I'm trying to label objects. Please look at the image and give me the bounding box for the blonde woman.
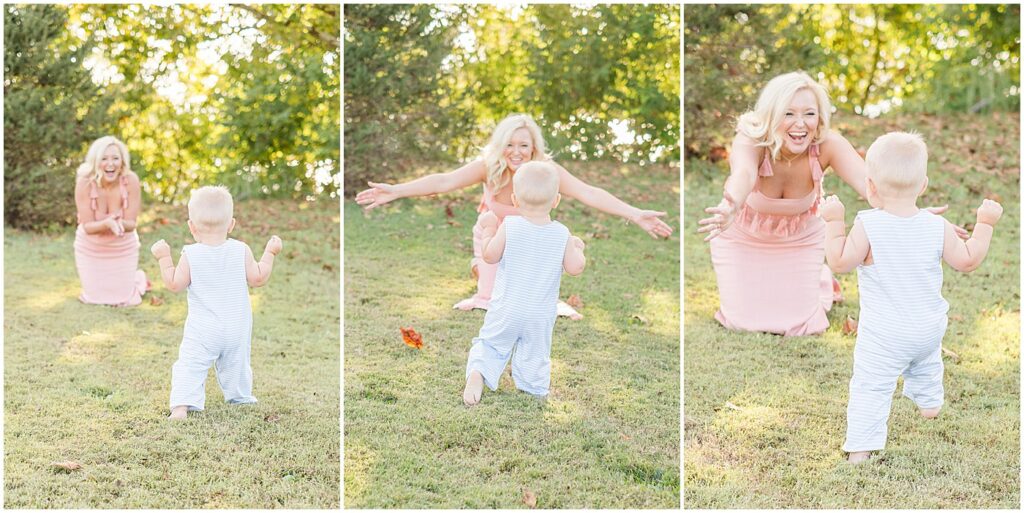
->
[356,113,673,318]
[74,136,148,306]
[698,72,960,335]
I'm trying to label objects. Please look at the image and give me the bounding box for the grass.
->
[4,199,340,508]
[683,112,1020,508]
[343,161,680,508]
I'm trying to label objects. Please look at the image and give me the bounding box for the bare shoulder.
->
[74,176,92,194]
[123,170,142,187]
[818,130,853,154]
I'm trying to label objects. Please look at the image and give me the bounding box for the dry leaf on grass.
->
[400,327,423,350]
[724,401,743,411]
[842,316,858,335]
[52,461,82,473]
[522,489,537,509]
[149,295,164,306]
[566,294,584,309]
[264,414,281,423]
[941,346,961,363]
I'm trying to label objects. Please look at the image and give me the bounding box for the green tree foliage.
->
[4,4,114,230]
[685,4,1020,160]
[343,5,679,192]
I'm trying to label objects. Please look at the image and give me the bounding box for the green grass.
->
[684,112,1020,508]
[4,199,340,508]
[344,161,680,508]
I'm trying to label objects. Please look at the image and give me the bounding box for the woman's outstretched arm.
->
[697,133,761,241]
[554,162,673,239]
[355,160,488,210]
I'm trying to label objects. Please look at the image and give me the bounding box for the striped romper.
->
[844,209,949,452]
[169,239,257,410]
[465,215,570,397]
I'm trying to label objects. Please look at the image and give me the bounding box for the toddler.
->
[150,186,283,419]
[821,132,1002,463]
[462,161,586,406]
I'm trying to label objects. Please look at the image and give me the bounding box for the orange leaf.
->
[52,461,82,472]
[566,294,584,310]
[400,327,423,350]
[842,316,858,335]
[149,295,164,307]
[522,489,537,509]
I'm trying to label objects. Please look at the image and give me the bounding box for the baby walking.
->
[820,132,1002,463]
[462,161,586,405]
[150,186,283,419]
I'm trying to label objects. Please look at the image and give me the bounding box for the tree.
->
[4,4,114,230]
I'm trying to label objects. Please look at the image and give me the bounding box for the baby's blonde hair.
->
[865,132,928,195]
[482,114,549,192]
[76,136,131,185]
[512,161,560,209]
[736,71,832,161]
[188,186,234,233]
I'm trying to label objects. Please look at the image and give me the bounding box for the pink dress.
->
[453,184,582,318]
[709,144,838,336]
[74,176,147,306]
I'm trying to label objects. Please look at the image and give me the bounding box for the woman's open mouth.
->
[787,130,808,144]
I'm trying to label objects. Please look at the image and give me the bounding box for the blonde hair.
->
[482,114,549,192]
[736,71,832,161]
[76,136,131,185]
[512,161,560,208]
[188,186,234,232]
[865,132,928,195]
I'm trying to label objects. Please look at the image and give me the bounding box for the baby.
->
[462,161,586,406]
[820,131,1002,463]
[150,186,283,420]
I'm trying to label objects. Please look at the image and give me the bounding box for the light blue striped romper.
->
[465,215,570,397]
[169,239,256,410]
[844,209,949,452]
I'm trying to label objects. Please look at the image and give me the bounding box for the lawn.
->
[684,112,1020,508]
[343,161,680,508]
[4,199,340,508]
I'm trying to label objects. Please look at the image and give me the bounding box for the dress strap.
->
[758,153,773,177]
[89,181,99,212]
[809,144,824,181]
[120,174,129,210]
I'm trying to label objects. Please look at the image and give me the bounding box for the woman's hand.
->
[631,210,673,239]
[105,214,125,237]
[697,190,737,242]
[924,205,969,240]
[355,182,401,210]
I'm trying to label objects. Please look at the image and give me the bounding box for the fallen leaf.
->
[941,346,961,363]
[566,294,584,310]
[52,461,82,473]
[149,295,164,306]
[264,414,281,423]
[724,401,743,411]
[400,327,424,350]
[842,316,858,335]
[322,263,335,272]
[708,146,729,163]
[445,204,455,219]
[629,314,649,325]
[522,489,537,509]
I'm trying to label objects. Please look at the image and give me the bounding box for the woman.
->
[74,136,148,306]
[698,72,958,336]
[356,114,673,318]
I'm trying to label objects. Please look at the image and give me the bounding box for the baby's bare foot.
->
[463,371,484,406]
[919,406,941,419]
[168,405,188,420]
[847,451,871,464]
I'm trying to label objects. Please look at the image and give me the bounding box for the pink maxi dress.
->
[74,175,147,306]
[453,185,582,318]
[709,144,837,336]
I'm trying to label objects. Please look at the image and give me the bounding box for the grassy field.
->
[684,112,1020,508]
[4,199,340,508]
[344,161,680,508]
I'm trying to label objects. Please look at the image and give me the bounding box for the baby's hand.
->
[265,235,283,256]
[569,235,585,252]
[977,198,1003,226]
[819,195,846,223]
[150,239,171,260]
[479,211,499,237]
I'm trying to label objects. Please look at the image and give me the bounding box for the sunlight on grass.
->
[543,395,584,426]
[343,443,374,504]
[20,281,79,310]
[639,289,680,337]
[59,330,117,364]
[960,307,1020,371]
